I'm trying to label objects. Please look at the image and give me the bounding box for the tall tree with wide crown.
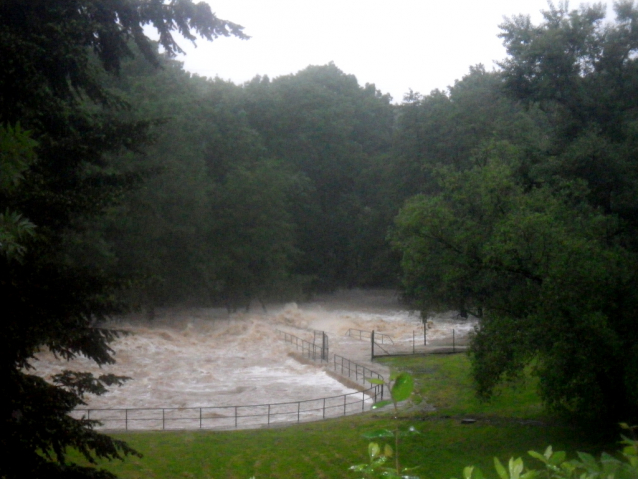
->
[0,1,246,477]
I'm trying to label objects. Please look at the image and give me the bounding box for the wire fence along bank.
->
[72,387,381,432]
[73,329,385,432]
[346,328,394,344]
[276,329,329,361]
[275,329,385,388]
[369,329,469,359]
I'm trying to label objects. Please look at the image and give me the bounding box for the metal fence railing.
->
[73,386,382,431]
[346,328,394,344]
[371,329,468,359]
[276,329,328,361]
[330,353,384,387]
[72,328,387,432]
[277,329,385,391]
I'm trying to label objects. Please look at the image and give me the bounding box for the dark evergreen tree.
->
[0,1,245,477]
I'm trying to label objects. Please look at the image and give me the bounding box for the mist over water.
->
[34,290,475,412]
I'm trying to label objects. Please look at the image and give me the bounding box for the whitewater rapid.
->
[33,290,475,414]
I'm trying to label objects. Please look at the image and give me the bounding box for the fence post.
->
[268,404,271,426]
[323,398,326,419]
[453,329,455,353]
[371,330,375,361]
[200,408,202,429]
[424,320,427,345]
[126,409,129,431]
[235,406,238,428]
[322,332,327,361]
[413,330,415,354]
[297,402,301,423]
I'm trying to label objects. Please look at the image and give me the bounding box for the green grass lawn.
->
[72,354,614,478]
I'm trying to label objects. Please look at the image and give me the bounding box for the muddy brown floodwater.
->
[33,289,475,428]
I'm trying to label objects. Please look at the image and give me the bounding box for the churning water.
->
[33,290,475,427]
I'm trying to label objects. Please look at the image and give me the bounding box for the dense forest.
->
[96,56,400,312]
[3,1,638,477]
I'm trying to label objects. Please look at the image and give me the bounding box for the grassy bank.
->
[74,354,612,478]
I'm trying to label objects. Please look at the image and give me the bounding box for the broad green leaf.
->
[548,451,565,465]
[391,372,414,402]
[508,457,524,479]
[543,446,553,460]
[600,452,621,466]
[520,471,539,479]
[528,451,548,464]
[559,461,576,475]
[494,458,508,479]
[384,443,393,458]
[624,446,638,456]
[368,442,381,459]
[576,452,600,472]
[463,466,475,479]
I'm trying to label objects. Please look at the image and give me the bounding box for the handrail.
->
[331,353,384,385]
[346,328,394,344]
[277,329,384,389]
[371,328,467,358]
[73,385,383,431]
[276,329,328,361]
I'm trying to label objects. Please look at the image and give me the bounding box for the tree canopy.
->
[391,2,638,428]
[0,1,245,477]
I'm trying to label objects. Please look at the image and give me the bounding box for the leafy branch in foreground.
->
[368,371,416,414]
[350,372,421,478]
[457,426,638,479]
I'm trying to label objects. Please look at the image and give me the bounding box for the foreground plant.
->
[350,372,421,478]
[458,425,638,479]
[350,440,420,479]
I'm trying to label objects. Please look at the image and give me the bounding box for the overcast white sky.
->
[175,1,608,102]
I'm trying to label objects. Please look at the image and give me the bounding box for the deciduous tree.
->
[392,2,638,428]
